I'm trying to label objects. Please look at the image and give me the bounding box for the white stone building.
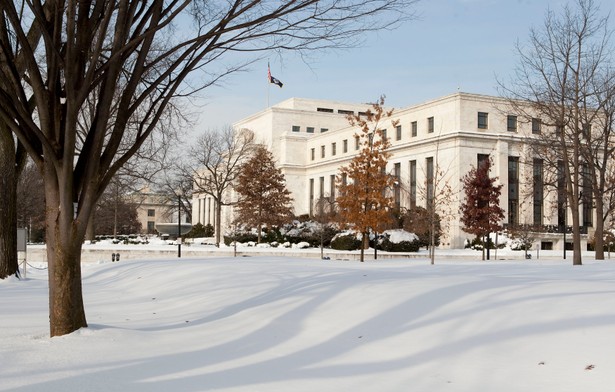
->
[192,92,592,250]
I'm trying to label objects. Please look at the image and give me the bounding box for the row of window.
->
[477,112,542,134]
[483,154,592,228]
[316,107,367,116]
[307,157,434,215]
[308,117,438,161]
[306,153,594,228]
[298,111,552,141]
[292,125,329,133]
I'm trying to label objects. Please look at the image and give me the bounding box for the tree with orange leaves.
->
[336,96,397,262]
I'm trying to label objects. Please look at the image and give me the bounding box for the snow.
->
[381,229,419,243]
[2,252,615,391]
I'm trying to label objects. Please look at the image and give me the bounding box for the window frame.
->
[478,112,488,129]
[507,115,518,132]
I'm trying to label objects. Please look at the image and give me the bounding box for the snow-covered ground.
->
[2,253,615,391]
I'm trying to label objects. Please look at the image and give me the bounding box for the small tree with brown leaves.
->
[460,157,505,260]
[336,97,396,262]
[234,146,293,243]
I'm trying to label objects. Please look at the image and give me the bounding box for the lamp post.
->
[563,195,566,260]
[177,194,182,258]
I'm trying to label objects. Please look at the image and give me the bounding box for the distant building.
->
[132,189,176,234]
[192,93,593,250]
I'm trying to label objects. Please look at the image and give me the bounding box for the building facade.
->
[133,189,177,234]
[192,92,592,250]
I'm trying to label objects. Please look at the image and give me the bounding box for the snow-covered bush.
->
[279,220,339,247]
[223,232,258,246]
[378,229,420,252]
[292,241,311,249]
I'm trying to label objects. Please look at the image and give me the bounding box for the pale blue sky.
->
[192,0,613,132]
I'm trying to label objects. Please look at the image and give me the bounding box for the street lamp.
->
[563,196,566,260]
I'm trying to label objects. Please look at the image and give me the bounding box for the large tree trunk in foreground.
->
[45,182,88,336]
[0,128,18,279]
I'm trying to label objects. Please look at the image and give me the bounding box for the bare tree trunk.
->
[85,213,95,242]
[0,128,18,279]
[430,220,435,265]
[215,197,222,247]
[360,232,367,262]
[45,183,88,336]
[570,199,582,266]
[594,196,605,260]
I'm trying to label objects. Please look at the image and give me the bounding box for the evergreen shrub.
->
[330,233,362,250]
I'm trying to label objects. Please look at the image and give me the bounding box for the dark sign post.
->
[177,195,182,258]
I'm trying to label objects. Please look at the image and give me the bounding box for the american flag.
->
[268,63,283,88]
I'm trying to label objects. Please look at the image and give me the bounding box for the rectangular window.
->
[321,145,325,158]
[381,129,387,142]
[147,209,155,217]
[147,221,155,233]
[507,115,518,132]
[355,136,360,150]
[341,173,348,186]
[332,142,336,156]
[394,162,401,209]
[320,128,329,133]
[292,125,300,132]
[477,154,490,170]
[319,176,325,199]
[532,118,541,134]
[410,160,417,207]
[396,125,402,141]
[343,139,348,153]
[330,174,336,202]
[427,117,434,133]
[309,179,314,216]
[478,112,488,129]
[338,109,354,115]
[310,148,315,161]
[306,127,315,133]
[317,107,333,113]
[426,157,434,207]
[533,159,543,226]
[411,121,417,137]
[582,123,592,139]
[508,157,519,226]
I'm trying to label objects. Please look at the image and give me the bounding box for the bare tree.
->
[500,0,613,265]
[0,0,418,336]
[16,161,46,243]
[191,127,255,247]
[0,1,50,279]
[582,69,615,259]
[409,138,456,264]
[0,125,26,278]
